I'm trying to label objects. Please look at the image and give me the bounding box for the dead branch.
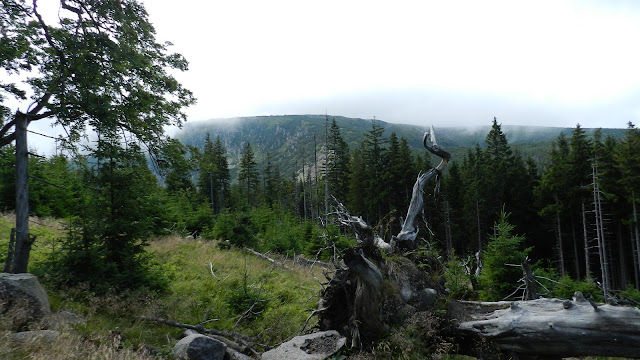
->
[139,316,259,357]
[245,248,290,270]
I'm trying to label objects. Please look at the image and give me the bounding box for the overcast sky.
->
[10,0,640,153]
[140,0,640,129]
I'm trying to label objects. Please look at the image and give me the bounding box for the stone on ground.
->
[0,273,51,331]
[173,333,227,360]
[261,330,346,360]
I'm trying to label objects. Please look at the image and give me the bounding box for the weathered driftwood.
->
[453,293,640,359]
[392,126,450,249]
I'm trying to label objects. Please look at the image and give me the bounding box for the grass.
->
[0,214,324,358]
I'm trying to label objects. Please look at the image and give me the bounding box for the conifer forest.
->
[2,0,640,358]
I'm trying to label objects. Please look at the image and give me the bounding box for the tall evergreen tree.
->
[211,136,231,212]
[616,123,640,288]
[536,133,571,276]
[347,144,367,218]
[198,134,217,211]
[198,134,231,213]
[238,142,260,207]
[363,120,387,222]
[327,119,351,203]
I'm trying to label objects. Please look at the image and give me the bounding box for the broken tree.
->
[314,126,640,359]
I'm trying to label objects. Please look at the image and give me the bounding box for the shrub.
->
[478,208,532,301]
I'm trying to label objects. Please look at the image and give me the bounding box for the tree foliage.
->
[479,208,532,301]
[0,0,194,150]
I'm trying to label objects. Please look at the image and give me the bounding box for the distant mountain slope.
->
[175,115,626,179]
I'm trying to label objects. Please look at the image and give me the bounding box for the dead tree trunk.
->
[13,112,31,274]
[582,199,591,279]
[453,293,640,359]
[392,126,450,249]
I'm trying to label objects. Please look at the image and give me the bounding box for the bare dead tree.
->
[392,126,450,249]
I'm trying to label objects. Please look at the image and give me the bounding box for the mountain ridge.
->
[175,115,626,179]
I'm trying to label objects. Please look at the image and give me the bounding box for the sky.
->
[140,0,640,129]
[7,0,640,153]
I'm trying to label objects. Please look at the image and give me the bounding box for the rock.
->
[173,333,227,360]
[8,329,60,348]
[261,330,346,360]
[415,288,438,310]
[44,310,85,331]
[0,273,51,331]
[226,347,253,360]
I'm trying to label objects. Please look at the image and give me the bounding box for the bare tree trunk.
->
[302,155,307,220]
[444,200,453,258]
[476,196,482,253]
[571,221,580,280]
[554,194,565,277]
[592,162,609,298]
[324,116,329,222]
[392,127,450,249]
[582,200,591,279]
[314,132,320,222]
[633,190,640,290]
[617,223,627,288]
[12,112,31,274]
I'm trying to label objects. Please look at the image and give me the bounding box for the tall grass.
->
[0,215,324,358]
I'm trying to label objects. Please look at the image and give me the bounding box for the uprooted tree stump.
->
[313,126,640,359]
[316,126,450,348]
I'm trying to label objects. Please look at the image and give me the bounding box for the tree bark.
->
[454,294,640,359]
[12,112,31,274]
[392,126,450,249]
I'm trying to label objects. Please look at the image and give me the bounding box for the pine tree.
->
[536,133,571,277]
[482,118,512,226]
[347,144,367,218]
[327,119,351,203]
[238,142,260,207]
[198,134,217,211]
[616,123,640,288]
[363,120,387,222]
[197,134,230,213]
[479,208,532,301]
[212,136,231,212]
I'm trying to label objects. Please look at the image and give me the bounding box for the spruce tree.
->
[479,208,532,301]
[616,123,640,288]
[238,142,260,207]
[327,119,350,203]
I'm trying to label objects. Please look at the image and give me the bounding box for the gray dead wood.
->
[393,126,450,249]
[245,248,290,270]
[139,316,259,357]
[454,293,640,358]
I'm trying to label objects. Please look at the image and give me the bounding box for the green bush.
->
[548,276,601,300]
[225,271,269,321]
[444,256,477,300]
[210,211,258,248]
[478,208,532,301]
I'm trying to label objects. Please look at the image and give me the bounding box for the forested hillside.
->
[176,115,627,180]
[3,0,639,357]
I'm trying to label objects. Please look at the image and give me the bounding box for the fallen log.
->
[453,292,640,359]
[245,248,290,270]
[138,316,260,357]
